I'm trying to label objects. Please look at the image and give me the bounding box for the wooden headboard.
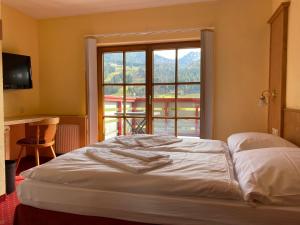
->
[283,109,300,146]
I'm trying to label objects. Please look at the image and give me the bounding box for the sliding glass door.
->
[98,42,201,140]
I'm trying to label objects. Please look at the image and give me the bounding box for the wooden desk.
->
[4,116,53,160]
[4,115,88,160]
[5,116,51,126]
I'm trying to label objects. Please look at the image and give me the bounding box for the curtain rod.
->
[97,37,200,47]
[85,27,214,39]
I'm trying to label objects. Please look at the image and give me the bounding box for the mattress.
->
[18,179,300,225]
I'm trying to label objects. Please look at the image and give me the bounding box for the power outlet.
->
[272,128,279,136]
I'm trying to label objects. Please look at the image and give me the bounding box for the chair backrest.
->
[28,117,60,143]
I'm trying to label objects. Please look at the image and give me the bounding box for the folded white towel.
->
[86,148,172,174]
[136,135,182,147]
[114,135,141,147]
[114,135,182,148]
[111,148,169,162]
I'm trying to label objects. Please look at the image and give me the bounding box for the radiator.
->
[55,124,80,154]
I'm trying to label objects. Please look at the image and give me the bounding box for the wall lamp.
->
[258,89,276,106]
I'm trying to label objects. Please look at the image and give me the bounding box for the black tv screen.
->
[2,53,33,89]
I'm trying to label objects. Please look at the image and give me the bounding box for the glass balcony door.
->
[101,49,147,140]
[152,47,201,137]
[98,42,201,140]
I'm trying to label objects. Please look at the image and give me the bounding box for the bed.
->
[14,133,300,225]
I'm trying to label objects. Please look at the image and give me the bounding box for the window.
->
[98,42,201,140]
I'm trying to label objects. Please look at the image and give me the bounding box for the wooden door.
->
[268,2,290,135]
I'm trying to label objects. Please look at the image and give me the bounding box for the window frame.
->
[97,41,202,140]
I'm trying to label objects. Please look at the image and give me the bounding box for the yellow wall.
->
[272,0,300,109]
[38,0,271,140]
[0,2,6,196]
[38,2,216,116]
[2,4,40,117]
[272,0,287,11]
[214,0,271,139]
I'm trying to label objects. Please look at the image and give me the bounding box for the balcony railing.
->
[104,95,200,139]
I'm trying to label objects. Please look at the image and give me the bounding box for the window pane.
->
[126,52,146,84]
[104,117,123,139]
[177,119,200,137]
[178,48,201,82]
[153,85,175,117]
[104,86,123,116]
[103,52,123,84]
[153,50,176,83]
[125,117,147,135]
[177,84,200,117]
[126,86,146,114]
[153,119,175,135]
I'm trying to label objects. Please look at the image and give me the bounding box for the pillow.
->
[234,147,300,206]
[227,132,297,154]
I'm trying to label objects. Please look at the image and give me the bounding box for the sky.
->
[154,48,201,59]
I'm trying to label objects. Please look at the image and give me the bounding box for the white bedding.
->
[86,148,172,174]
[20,137,241,200]
[18,179,300,225]
[95,136,229,153]
[234,147,300,206]
[18,136,300,225]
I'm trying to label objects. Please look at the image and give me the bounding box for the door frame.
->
[97,41,201,141]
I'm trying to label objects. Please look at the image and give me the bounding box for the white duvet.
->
[95,136,229,153]
[21,137,241,201]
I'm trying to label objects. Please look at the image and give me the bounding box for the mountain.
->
[104,50,201,97]
[153,52,201,66]
[179,51,201,67]
[154,54,174,64]
[104,51,200,66]
[104,51,201,84]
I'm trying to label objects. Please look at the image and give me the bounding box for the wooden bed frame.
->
[14,205,154,225]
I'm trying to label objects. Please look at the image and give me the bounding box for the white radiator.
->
[55,124,80,154]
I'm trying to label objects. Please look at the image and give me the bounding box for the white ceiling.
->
[3,0,215,19]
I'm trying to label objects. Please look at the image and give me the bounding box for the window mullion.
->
[175,48,178,137]
[146,46,153,134]
[123,51,126,135]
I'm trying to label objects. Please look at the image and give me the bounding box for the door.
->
[98,41,201,140]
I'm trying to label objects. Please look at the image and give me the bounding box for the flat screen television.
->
[2,53,33,89]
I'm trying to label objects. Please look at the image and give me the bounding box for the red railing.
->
[104,96,200,136]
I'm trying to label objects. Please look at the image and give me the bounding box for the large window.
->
[98,42,201,140]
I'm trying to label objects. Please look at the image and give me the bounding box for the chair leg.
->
[35,147,40,166]
[16,146,25,172]
[50,146,56,158]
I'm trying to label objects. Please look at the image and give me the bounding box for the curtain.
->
[200,30,215,139]
[85,37,98,144]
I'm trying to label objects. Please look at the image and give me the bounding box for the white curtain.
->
[85,37,98,144]
[200,30,215,139]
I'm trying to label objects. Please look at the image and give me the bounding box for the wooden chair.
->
[16,117,60,170]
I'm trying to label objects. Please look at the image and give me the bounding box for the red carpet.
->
[0,157,52,225]
[0,176,23,225]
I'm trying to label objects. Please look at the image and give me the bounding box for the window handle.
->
[149,95,152,105]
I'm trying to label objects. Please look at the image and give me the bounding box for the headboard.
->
[283,109,300,146]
